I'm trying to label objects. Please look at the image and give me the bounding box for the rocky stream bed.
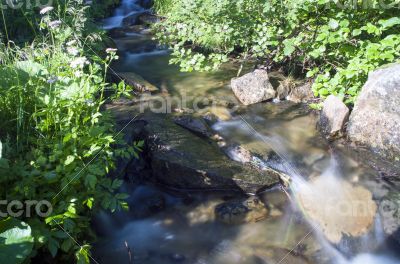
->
[92,1,400,263]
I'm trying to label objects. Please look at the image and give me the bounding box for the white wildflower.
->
[74,71,83,78]
[67,46,79,56]
[48,20,62,29]
[105,48,118,54]
[40,6,54,15]
[70,57,89,69]
[85,99,94,106]
[66,40,77,46]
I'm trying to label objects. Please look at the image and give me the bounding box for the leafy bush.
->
[0,0,139,263]
[154,0,400,103]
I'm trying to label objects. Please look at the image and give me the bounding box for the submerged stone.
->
[215,196,269,225]
[297,176,377,244]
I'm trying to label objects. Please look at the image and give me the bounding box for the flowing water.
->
[93,1,400,263]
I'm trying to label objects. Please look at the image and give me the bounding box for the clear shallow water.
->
[95,1,400,263]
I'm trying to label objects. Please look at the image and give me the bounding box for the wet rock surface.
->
[319,95,349,139]
[114,71,159,93]
[379,193,400,244]
[222,144,253,164]
[108,105,284,193]
[145,113,282,193]
[215,196,269,225]
[173,115,213,138]
[122,12,141,27]
[137,12,160,25]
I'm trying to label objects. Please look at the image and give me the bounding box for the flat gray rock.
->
[231,69,276,105]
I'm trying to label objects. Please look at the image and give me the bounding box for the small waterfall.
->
[102,0,145,29]
[212,117,392,264]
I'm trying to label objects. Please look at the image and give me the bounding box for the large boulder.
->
[231,69,276,105]
[144,113,282,193]
[107,104,285,193]
[348,64,400,159]
[319,95,349,139]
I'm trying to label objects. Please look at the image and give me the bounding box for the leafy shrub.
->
[154,0,400,103]
[0,0,139,263]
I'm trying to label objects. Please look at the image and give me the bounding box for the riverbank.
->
[0,1,136,263]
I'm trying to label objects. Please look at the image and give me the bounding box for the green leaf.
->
[379,17,400,29]
[352,29,362,36]
[115,193,129,200]
[84,174,97,189]
[111,179,123,189]
[64,155,75,166]
[76,245,91,264]
[0,218,34,264]
[48,237,59,257]
[61,238,74,252]
[283,39,296,56]
[85,197,94,209]
[0,159,9,169]
[14,61,47,77]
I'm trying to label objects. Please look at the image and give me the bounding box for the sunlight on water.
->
[213,118,392,264]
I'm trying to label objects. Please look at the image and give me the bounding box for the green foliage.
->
[0,0,138,263]
[154,0,400,103]
[0,218,34,264]
[90,0,121,19]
